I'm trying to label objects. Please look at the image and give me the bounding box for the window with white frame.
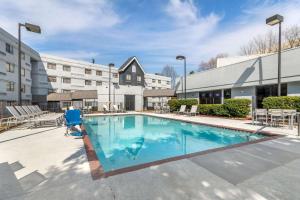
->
[47,63,56,70]
[6,63,15,73]
[96,70,102,76]
[126,74,131,81]
[96,81,102,86]
[63,65,71,71]
[21,52,25,60]
[152,79,155,83]
[21,68,25,76]
[85,80,91,85]
[62,77,71,84]
[21,84,26,93]
[158,80,161,84]
[6,81,15,91]
[85,69,92,74]
[137,75,141,82]
[48,76,57,82]
[5,43,13,54]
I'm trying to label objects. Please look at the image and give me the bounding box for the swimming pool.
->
[83,115,265,173]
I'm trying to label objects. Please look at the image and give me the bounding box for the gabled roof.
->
[118,56,146,74]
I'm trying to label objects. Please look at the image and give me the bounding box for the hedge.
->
[197,98,251,118]
[167,99,198,112]
[262,96,300,111]
[223,98,251,117]
[197,104,229,116]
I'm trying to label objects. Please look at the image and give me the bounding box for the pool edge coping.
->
[82,113,284,180]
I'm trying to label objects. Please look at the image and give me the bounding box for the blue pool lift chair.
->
[65,109,82,136]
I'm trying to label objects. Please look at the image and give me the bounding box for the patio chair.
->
[34,105,49,115]
[65,109,82,135]
[112,105,120,113]
[5,106,27,126]
[22,106,40,118]
[252,109,268,125]
[186,105,199,116]
[176,105,186,115]
[282,109,297,129]
[103,105,109,113]
[268,109,284,127]
[14,106,35,119]
[154,105,161,113]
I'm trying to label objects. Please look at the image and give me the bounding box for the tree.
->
[198,53,228,71]
[240,25,300,56]
[285,25,300,48]
[161,65,177,89]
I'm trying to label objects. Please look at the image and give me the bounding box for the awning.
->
[71,90,97,99]
[47,90,97,101]
[143,89,175,97]
[47,93,72,101]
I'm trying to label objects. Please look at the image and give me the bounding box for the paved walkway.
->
[1,114,300,200]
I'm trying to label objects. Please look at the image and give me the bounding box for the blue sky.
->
[1,0,300,74]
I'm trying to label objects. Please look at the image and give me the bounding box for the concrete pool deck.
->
[1,113,300,200]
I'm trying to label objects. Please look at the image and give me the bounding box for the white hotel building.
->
[0,28,172,116]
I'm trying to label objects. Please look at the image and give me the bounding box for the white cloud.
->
[41,50,99,61]
[0,0,120,37]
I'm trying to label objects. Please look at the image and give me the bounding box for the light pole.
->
[266,14,284,96]
[18,23,41,105]
[108,63,114,111]
[176,55,186,99]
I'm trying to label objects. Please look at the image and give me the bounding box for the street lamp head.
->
[266,14,283,26]
[176,55,185,60]
[24,23,41,33]
[109,63,114,67]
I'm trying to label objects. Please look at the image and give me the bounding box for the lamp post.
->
[266,14,284,96]
[108,63,114,111]
[176,55,186,99]
[18,23,41,105]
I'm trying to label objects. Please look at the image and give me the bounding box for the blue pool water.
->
[83,115,265,172]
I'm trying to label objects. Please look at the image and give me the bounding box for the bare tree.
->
[161,65,177,89]
[285,25,300,48]
[198,53,228,71]
[240,25,300,56]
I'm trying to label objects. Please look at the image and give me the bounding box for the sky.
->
[1,0,300,74]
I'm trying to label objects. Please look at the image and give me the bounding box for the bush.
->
[262,96,300,111]
[167,98,198,112]
[198,104,230,116]
[223,98,251,117]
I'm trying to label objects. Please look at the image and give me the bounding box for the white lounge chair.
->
[176,105,186,115]
[112,105,120,113]
[15,106,35,119]
[252,109,268,125]
[103,105,109,113]
[6,106,63,128]
[186,105,199,116]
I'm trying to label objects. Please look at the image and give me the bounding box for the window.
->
[152,79,155,83]
[21,68,25,76]
[158,80,161,84]
[137,75,141,82]
[5,43,13,54]
[126,74,131,81]
[85,80,91,85]
[47,63,56,70]
[167,81,170,85]
[85,69,92,74]
[62,90,71,93]
[113,73,118,78]
[62,77,71,84]
[132,64,136,73]
[48,76,57,82]
[158,87,161,89]
[6,81,14,91]
[96,81,102,86]
[96,70,102,76]
[21,52,25,60]
[199,90,221,104]
[152,87,155,90]
[224,89,231,99]
[21,84,26,93]
[48,89,57,94]
[63,65,71,71]
[6,63,15,73]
